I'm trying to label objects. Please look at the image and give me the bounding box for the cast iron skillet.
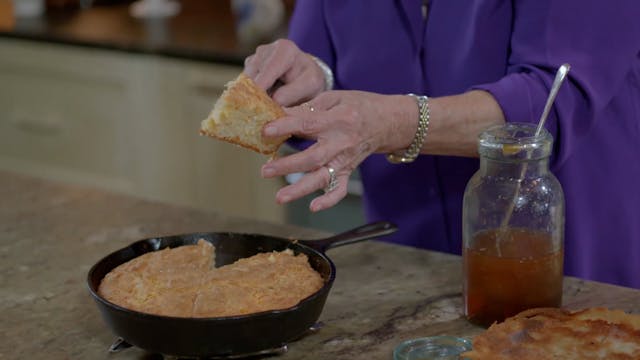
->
[87,221,397,358]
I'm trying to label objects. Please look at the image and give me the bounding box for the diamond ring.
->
[303,102,315,112]
[324,166,338,193]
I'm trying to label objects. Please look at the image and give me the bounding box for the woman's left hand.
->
[260,90,416,212]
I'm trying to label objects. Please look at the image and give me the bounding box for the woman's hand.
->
[261,91,417,212]
[244,39,327,106]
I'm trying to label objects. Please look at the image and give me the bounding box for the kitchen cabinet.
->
[0,38,285,223]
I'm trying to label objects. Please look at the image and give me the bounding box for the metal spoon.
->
[536,63,571,136]
[497,63,571,248]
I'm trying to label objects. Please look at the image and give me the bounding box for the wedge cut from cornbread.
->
[200,73,289,155]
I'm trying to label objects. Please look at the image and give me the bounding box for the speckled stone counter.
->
[2,171,640,359]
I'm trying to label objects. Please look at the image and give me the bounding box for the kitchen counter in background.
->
[0,0,287,64]
[2,170,640,359]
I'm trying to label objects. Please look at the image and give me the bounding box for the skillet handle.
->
[299,221,398,253]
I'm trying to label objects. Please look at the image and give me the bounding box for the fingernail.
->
[310,200,322,212]
[276,189,290,204]
[262,166,275,177]
[264,125,277,137]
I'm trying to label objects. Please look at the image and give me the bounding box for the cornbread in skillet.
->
[97,241,324,318]
[462,307,640,359]
[199,73,289,155]
[98,239,214,317]
[193,250,325,317]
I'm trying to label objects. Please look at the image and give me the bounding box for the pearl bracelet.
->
[386,94,430,164]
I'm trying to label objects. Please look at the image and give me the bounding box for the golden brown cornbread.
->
[193,250,325,317]
[97,239,215,317]
[200,73,289,155]
[97,240,324,318]
[462,307,640,360]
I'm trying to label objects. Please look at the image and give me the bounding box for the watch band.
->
[386,94,430,164]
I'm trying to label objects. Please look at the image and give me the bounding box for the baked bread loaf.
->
[98,239,215,317]
[200,73,289,155]
[193,249,325,317]
[462,307,640,359]
[97,240,324,318]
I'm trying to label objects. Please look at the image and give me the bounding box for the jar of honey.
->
[462,123,565,327]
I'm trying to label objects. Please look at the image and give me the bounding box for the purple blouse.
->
[287,0,640,288]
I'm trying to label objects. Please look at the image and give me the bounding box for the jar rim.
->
[479,123,553,159]
[393,336,472,360]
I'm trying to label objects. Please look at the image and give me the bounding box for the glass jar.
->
[462,123,564,327]
[393,336,472,360]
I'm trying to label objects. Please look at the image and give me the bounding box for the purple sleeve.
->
[472,1,640,166]
[287,0,335,72]
[284,0,335,151]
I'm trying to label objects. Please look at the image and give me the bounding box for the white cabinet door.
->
[0,39,285,224]
[0,39,137,192]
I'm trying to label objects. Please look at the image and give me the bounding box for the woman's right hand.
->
[244,39,328,107]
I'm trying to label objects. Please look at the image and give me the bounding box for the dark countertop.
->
[0,0,286,64]
[2,170,640,359]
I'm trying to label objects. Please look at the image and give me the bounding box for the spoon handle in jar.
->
[535,64,571,136]
[498,64,571,244]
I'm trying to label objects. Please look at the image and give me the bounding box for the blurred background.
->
[0,0,364,232]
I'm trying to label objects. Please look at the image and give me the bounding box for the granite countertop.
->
[0,0,285,64]
[2,170,640,359]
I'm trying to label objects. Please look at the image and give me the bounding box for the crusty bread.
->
[462,307,640,360]
[200,73,289,155]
